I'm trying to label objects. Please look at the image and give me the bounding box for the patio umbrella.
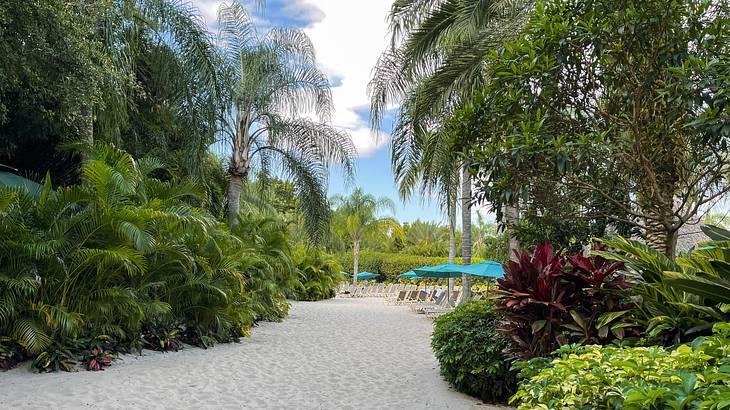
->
[0,171,42,198]
[357,271,380,281]
[456,261,504,278]
[413,261,505,304]
[414,261,504,278]
[398,271,418,279]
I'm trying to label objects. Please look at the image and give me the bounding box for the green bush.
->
[431,300,516,403]
[511,323,730,409]
[0,144,297,370]
[290,246,341,301]
[338,250,482,281]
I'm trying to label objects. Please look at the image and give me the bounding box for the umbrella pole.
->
[447,277,452,306]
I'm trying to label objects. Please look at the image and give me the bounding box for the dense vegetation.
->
[513,323,730,409]
[431,300,516,403]
[0,0,349,372]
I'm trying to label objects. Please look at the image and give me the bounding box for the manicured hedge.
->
[431,300,516,403]
[337,250,483,281]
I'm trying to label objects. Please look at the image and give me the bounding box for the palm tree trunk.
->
[460,166,472,305]
[505,202,520,262]
[448,196,457,306]
[641,190,678,258]
[227,174,244,226]
[227,116,251,227]
[352,239,360,285]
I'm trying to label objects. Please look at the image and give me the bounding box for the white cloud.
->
[302,0,393,157]
[193,0,393,158]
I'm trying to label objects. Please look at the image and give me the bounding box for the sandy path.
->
[0,298,495,409]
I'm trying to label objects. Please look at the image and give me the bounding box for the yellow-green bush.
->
[511,323,730,409]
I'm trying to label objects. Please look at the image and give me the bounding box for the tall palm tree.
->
[331,188,402,285]
[216,2,356,240]
[94,0,222,167]
[369,0,533,269]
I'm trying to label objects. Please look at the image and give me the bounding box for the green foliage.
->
[598,237,725,345]
[511,323,730,410]
[337,250,482,281]
[289,246,341,301]
[432,300,516,403]
[455,0,730,256]
[0,144,296,370]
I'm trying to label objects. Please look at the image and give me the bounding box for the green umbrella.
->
[414,261,504,278]
[0,171,42,198]
[398,271,418,279]
[412,263,462,278]
[357,272,380,281]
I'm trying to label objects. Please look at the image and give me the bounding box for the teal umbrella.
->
[340,271,349,277]
[414,261,504,278]
[357,272,380,280]
[456,261,504,278]
[413,263,463,278]
[398,271,418,279]
[0,171,42,198]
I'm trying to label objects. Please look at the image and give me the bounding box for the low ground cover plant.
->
[431,300,516,403]
[511,323,730,409]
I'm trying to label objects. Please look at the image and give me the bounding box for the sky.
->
[192,0,462,223]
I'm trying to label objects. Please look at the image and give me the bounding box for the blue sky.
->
[195,0,451,223]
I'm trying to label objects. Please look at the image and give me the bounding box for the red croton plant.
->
[496,243,635,360]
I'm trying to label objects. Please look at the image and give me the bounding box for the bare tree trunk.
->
[80,104,93,144]
[227,174,244,227]
[460,166,472,305]
[352,239,360,285]
[641,190,678,258]
[448,196,457,306]
[505,202,520,262]
[227,116,251,228]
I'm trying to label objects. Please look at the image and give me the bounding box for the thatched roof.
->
[676,219,711,253]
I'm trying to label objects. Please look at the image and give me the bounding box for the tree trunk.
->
[641,190,678,258]
[448,196,457,306]
[80,103,93,145]
[227,116,251,227]
[460,166,472,305]
[505,203,520,262]
[352,239,360,285]
[227,174,244,227]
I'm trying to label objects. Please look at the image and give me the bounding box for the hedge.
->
[337,250,484,281]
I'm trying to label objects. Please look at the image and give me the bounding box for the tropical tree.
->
[369,0,534,267]
[455,0,730,258]
[331,188,403,284]
[0,0,222,184]
[216,2,356,240]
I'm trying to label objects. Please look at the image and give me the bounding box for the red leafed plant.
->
[85,347,115,371]
[497,243,635,360]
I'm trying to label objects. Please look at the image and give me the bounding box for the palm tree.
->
[216,2,356,241]
[331,188,402,285]
[93,0,222,169]
[369,0,533,268]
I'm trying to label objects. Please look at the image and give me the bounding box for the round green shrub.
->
[431,300,516,403]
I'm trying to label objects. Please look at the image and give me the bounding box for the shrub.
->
[597,237,725,345]
[431,300,516,403]
[497,243,634,360]
[290,246,341,301]
[0,143,297,370]
[511,323,730,410]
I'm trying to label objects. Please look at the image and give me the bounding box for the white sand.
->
[0,298,500,409]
